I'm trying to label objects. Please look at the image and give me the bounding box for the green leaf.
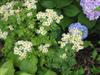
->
[54,0,73,8]
[31,35,55,46]
[78,13,96,29]
[95,6,100,11]
[16,71,32,75]
[19,55,38,74]
[45,70,57,75]
[84,41,93,48]
[97,55,100,62]
[91,66,100,74]
[0,61,15,75]
[63,5,80,17]
[3,33,15,54]
[71,68,84,75]
[41,0,55,8]
[92,50,97,59]
[60,17,74,30]
[76,68,84,75]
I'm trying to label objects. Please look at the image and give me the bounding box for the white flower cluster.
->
[0,29,8,40]
[14,40,33,60]
[38,44,50,53]
[23,0,37,10]
[36,9,63,35]
[59,29,84,52]
[0,1,21,21]
[36,9,63,26]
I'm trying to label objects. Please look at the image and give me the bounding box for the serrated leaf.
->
[31,35,51,46]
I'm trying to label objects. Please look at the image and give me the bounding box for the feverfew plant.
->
[14,40,33,60]
[1,0,98,75]
[23,0,38,10]
[0,29,8,40]
[0,1,20,21]
[36,9,63,35]
[59,22,88,52]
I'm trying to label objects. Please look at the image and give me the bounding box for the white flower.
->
[38,44,50,53]
[0,1,21,21]
[59,29,84,52]
[36,9,63,26]
[36,26,47,35]
[23,0,37,10]
[36,9,63,35]
[0,29,8,40]
[36,12,46,20]
[14,40,33,60]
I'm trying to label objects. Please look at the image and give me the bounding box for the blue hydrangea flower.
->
[80,0,100,20]
[68,22,88,39]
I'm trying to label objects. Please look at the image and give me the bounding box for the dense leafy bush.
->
[0,0,100,75]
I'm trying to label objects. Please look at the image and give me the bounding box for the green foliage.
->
[19,55,38,74]
[16,71,32,75]
[3,33,15,54]
[40,0,73,8]
[40,0,55,8]
[91,66,100,74]
[70,68,84,75]
[78,13,96,29]
[92,49,98,59]
[44,70,57,75]
[60,17,74,30]
[0,61,15,75]
[63,5,80,17]
[0,0,100,75]
[54,0,73,8]
[95,6,100,11]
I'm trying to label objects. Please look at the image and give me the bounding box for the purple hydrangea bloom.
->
[68,22,88,39]
[80,0,100,20]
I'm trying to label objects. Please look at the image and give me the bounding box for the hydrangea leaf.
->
[78,13,96,29]
[44,70,57,75]
[16,71,32,75]
[40,0,55,8]
[0,61,15,75]
[19,55,38,74]
[54,0,73,8]
[63,5,80,17]
[60,17,74,30]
